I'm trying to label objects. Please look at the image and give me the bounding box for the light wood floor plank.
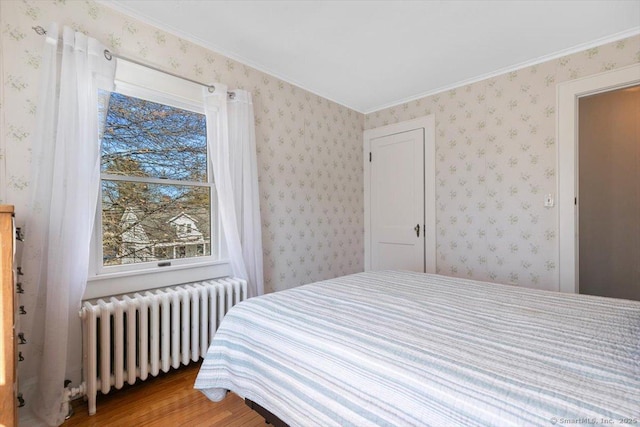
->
[63,362,268,427]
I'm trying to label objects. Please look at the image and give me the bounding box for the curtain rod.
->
[32,26,235,98]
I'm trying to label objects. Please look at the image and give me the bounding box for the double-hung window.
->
[87,60,228,298]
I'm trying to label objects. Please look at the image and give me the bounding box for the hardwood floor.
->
[63,362,269,427]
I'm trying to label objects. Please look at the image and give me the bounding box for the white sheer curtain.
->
[20,24,115,426]
[204,87,264,297]
[227,91,264,297]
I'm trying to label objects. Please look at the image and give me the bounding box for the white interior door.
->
[370,129,424,271]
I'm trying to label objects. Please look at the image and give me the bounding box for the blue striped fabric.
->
[194,271,640,426]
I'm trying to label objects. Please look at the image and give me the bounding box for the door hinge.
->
[369,152,372,162]
[575,197,577,205]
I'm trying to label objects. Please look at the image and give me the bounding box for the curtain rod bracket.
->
[34,25,229,96]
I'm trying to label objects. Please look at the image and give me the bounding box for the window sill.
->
[84,260,232,300]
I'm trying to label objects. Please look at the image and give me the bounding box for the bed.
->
[194,270,640,426]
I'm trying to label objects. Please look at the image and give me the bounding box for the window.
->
[87,59,229,298]
[101,91,214,268]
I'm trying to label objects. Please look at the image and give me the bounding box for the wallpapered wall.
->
[0,0,365,295]
[366,35,640,291]
[1,1,638,296]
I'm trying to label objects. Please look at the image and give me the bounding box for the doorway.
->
[578,86,639,300]
[558,63,640,295]
[363,116,436,273]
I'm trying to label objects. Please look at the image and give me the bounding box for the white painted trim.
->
[84,260,232,299]
[363,116,436,273]
[557,63,640,294]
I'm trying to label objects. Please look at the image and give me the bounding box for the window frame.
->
[86,59,229,299]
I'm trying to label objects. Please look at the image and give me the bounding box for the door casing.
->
[364,116,436,272]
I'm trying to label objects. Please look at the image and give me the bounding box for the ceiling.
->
[102,1,640,113]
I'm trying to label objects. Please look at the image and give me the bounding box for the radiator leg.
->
[88,394,97,416]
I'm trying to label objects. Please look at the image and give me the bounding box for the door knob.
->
[414,224,420,237]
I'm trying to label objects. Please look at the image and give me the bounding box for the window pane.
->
[101,92,207,181]
[102,180,212,266]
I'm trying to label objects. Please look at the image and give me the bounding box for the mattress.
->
[194,271,640,426]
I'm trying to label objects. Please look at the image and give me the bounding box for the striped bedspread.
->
[194,271,640,426]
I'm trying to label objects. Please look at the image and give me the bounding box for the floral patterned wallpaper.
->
[0,0,365,294]
[366,35,640,291]
[1,0,638,299]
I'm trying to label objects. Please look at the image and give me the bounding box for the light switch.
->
[544,193,554,207]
